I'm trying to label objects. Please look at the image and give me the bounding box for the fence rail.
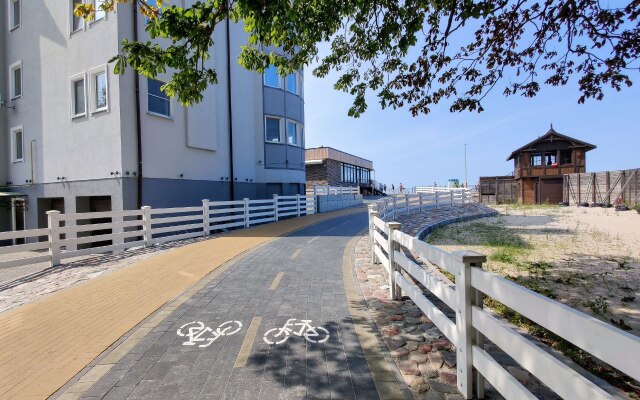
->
[307,185,360,196]
[0,195,317,269]
[416,186,474,194]
[367,201,639,399]
[371,191,472,221]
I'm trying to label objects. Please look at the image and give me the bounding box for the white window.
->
[10,126,24,163]
[263,65,281,88]
[9,0,20,30]
[71,0,84,33]
[89,66,108,113]
[286,120,303,146]
[9,61,22,99]
[265,116,283,143]
[286,72,297,95]
[147,78,171,117]
[70,73,87,118]
[93,0,106,21]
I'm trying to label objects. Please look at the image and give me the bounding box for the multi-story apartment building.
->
[0,1,305,232]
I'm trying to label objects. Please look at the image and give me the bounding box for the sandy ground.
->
[0,237,212,313]
[427,205,640,334]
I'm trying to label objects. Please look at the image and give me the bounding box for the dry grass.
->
[426,205,640,397]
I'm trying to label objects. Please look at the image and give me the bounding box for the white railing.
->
[0,195,316,269]
[416,186,473,194]
[372,191,472,221]
[368,206,640,399]
[307,185,360,196]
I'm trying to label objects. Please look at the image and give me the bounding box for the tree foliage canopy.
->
[77,0,640,116]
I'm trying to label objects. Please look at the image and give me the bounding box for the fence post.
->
[141,206,152,246]
[273,194,279,222]
[435,192,439,209]
[47,211,61,267]
[405,194,410,215]
[296,194,301,217]
[386,222,401,300]
[419,193,424,212]
[392,196,397,219]
[450,189,454,207]
[243,198,250,228]
[452,250,487,399]
[202,199,210,236]
[369,208,379,264]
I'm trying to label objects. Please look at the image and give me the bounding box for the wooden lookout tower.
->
[479,128,596,204]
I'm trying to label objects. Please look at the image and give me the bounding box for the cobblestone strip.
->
[355,204,567,400]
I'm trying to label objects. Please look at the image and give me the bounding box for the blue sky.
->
[304,63,640,189]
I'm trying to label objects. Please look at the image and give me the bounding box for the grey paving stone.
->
[77,212,381,400]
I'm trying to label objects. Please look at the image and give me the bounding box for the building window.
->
[11,126,24,163]
[9,0,20,30]
[286,120,302,146]
[71,0,84,32]
[286,72,298,95]
[530,153,542,167]
[560,150,572,165]
[265,117,282,143]
[93,0,106,21]
[70,73,87,118]
[90,66,108,112]
[264,65,281,88]
[9,61,22,99]
[545,153,557,166]
[147,78,171,117]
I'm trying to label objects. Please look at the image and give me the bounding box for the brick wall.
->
[306,164,328,187]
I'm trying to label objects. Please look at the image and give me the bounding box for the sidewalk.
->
[0,208,364,400]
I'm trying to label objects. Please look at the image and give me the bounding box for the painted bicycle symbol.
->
[263,319,330,345]
[177,320,242,348]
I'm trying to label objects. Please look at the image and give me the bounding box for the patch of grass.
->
[484,296,639,398]
[582,296,609,315]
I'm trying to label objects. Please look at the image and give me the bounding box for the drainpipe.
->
[225,5,235,201]
[133,3,143,208]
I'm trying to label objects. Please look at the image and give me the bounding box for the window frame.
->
[263,65,282,89]
[264,116,284,144]
[89,65,109,113]
[10,125,24,163]
[91,0,106,22]
[530,153,542,167]
[8,0,20,31]
[9,60,22,100]
[560,150,572,165]
[544,152,557,166]
[147,77,172,119]
[70,72,87,119]
[70,0,85,34]
[285,119,303,147]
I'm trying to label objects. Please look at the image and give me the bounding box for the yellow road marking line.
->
[307,236,319,243]
[268,272,285,291]
[290,249,302,260]
[234,317,262,368]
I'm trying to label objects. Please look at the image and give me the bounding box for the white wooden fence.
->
[307,185,360,196]
[372,192,471,221]
[0,195,316,269]
[415,186,472,194]
[368,206,640,399]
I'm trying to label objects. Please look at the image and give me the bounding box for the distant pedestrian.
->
[399,183,404,194]
[383,184,387,193]
[391,184,395,194]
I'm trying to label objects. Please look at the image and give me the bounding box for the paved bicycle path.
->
[72,211,393,400]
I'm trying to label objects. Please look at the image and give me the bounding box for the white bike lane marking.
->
[263,318,330,345]
[176,320,243,348]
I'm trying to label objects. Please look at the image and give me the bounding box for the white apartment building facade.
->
[0,1,305,232]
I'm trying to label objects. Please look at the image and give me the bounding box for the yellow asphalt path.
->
[0,208,363,400]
